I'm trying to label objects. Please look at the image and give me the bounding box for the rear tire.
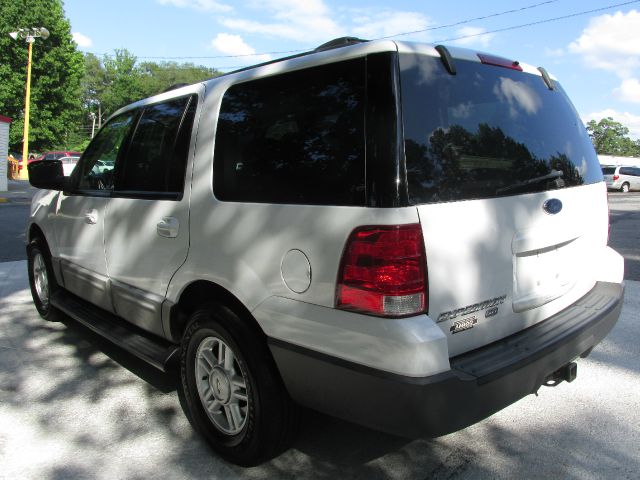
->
[180,304,298,466]
[621,183,630,193]
[27,238,63,322]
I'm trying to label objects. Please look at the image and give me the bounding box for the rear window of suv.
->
[602,167,616,175]
[399,53,603,204]
[213,58,366,206]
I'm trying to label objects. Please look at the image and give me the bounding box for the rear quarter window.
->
[213,58,366,206]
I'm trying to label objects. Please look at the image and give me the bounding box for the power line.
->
[209,0,640,71]
[379,0,560,39]
[434,0,640,43]
[87,0,564,61]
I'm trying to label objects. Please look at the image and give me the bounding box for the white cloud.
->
[613,78,640,103]
[583,109,640,139]
[211,33,271,62]
[450,26,495,48]
[72,32,93,48]
[220,0,340,43]
[351,11,431,40]
[569,10,640,77]
[544,47,565,58]
[157,0,232,13]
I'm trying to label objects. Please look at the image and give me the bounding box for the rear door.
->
[397,47,607,355]
[103,92,199,336]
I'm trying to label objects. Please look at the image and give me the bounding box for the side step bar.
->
[51,289,179,372]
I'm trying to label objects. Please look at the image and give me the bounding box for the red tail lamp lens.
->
[336,224,427,317]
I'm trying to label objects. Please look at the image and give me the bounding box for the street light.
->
[9,27,50,179]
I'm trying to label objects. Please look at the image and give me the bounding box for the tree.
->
[138,61,219,98]
[0,0,84,152]
[100,49,147,118]
[586,117,640,157]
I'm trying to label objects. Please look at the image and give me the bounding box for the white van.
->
[27,38,624,466]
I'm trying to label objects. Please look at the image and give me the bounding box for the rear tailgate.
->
[417,183,608,356]
[397,44,608,356]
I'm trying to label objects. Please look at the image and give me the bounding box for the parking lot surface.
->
[1,260,638,479]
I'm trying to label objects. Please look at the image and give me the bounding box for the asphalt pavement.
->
[1,261,639,479]
[1,182,639,478]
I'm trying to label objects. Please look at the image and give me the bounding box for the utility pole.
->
[9,27,50,179]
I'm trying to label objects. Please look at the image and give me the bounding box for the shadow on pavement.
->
[1,261,639,479]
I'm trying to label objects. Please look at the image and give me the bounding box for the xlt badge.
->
[450,316,477,334]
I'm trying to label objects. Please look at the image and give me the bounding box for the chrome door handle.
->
[84,209,98,224]
[157,217,179,238]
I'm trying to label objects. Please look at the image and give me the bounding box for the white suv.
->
[27,38,625,466]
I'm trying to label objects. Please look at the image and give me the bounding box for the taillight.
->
[613,174,619,181]
[336,224,427,317]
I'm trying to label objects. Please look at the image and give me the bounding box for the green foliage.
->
[79,50,220,142]
[92,51,220,118]
[0,0,84,152]
[586,117,640,157]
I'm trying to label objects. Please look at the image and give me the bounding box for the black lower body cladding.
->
[269,282,624,438]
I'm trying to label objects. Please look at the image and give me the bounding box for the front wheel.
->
[27,238,63,322]
[621,182,630,193]
[180,305,298,466]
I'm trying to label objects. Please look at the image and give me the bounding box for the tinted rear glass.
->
[400,53,603,203]
[619,167,637,176]
[602,167,616,175]
[213,58,366,206]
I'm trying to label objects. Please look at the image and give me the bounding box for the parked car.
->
[59,156,80,176]
[602,164,640,192]
[26,37,625,466]
[31,150,82,164]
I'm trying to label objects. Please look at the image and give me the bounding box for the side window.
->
[44,153,55,161]
[114,95,195,196]
[75,111,137,192]
[619,167,632,176]
[213,58,366,206]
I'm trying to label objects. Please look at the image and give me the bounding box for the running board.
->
[51,289,179,372]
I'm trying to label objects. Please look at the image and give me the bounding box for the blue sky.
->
[64,0,640,138]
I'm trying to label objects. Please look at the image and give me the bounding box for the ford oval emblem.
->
[543,198,563,215]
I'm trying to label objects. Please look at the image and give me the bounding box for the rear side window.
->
[115,95,196,196]
[619,167,640,176]
[213,58,366,206]
[400,54,603,203]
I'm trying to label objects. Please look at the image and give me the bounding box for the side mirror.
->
[28,160,70,191]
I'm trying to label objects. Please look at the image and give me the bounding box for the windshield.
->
[399,53,602,203]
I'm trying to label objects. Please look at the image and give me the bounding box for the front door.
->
[54,110,137,312]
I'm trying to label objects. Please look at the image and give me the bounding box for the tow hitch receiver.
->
[544,362,577,387]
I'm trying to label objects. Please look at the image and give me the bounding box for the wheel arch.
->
[28,222,47,244]
[167,279,265,343]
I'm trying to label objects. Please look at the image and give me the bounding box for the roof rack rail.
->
[162,83,189,93]
[212,37,367,80]
[315,37,368,52]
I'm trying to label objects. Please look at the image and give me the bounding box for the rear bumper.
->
[269,281,624,438]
